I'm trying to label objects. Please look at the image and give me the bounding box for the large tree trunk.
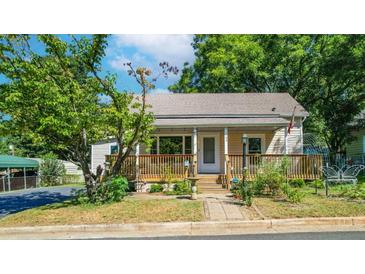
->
[81,160,103,199]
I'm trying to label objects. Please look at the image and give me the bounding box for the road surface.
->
[104,231,365,240]
[0,186,82,218]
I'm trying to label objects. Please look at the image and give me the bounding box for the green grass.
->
[253,185,365,219]
[0,198,204,227]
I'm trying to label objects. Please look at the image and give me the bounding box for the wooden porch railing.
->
[226,154,323,182]
[105,154,194,181]
[105,155,137,180]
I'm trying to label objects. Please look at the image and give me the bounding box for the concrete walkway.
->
[202,194,247,221]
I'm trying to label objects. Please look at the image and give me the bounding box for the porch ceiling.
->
[153,117,289,128]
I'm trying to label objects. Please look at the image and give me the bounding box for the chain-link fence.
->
[0,174,84,193]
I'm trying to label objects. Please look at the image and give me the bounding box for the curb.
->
[1,217,365,239]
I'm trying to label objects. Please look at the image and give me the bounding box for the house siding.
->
[265,118,302,154]
[347,129,365,156]
[91,119,304,175]
[91,141,117,174]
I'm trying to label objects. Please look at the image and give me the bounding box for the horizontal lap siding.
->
[91,141,117,174]
[347,129,365,157]
[266,118,302,154]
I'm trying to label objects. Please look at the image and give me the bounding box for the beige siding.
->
[91,121,304,175]
[347,129,365,156]
[91,141,117,173]
[266,119,302,154]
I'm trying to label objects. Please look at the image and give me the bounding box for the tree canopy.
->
[0,34,155,197]
[169,34,365,153]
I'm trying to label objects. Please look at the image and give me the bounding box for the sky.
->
[0,34,196,94]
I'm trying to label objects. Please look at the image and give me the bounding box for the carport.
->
[0,155,39,192]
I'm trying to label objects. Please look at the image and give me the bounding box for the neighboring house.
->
[91,93,321,191]
[345,111,365,163]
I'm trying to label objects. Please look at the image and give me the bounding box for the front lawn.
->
[253,189,365,219]
[0,198,204,227]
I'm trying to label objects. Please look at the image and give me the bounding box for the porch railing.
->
[106,154,322,184]
[105,154,194,181]
[226,154,323,182]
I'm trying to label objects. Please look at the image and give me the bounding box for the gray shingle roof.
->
[154,117,289,127]
[146,93,308,118]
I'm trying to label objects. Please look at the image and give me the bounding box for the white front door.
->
[198,132,220,173]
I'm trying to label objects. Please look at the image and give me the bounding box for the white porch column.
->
[224,128,228,175]
[193,128,198,176]
[284,127,288,155]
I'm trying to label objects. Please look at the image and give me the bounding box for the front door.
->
[198,133,220,173]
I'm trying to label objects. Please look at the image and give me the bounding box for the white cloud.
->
[109,55,131,72]
[114,34,195,67]
[109,52,149,72]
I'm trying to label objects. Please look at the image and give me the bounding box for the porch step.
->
[196,174,228,193]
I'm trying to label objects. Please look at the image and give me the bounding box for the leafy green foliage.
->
[164,180,192,195]
[149,184,164,193]
[39,155,66,186]
[76,176,129,205]
[281,183,306,203]
[338,183,365,200]
[170,34,365,153]
[0,35,155,200]
[289,178,305,188]
[174,180,192,195]
[238,180,253,206]
[253,161,286,195]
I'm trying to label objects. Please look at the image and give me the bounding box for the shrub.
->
[289,178,305,188]
[282,183,305,203]
[238,180,253,206]
[338,183,365,200]
[164,180,192,195]
[174,180,191,194]
[311,179,324,189]
[76,176,129,204]
[253,161,285,195]
[150,184,164,193]
[40,155,66,186]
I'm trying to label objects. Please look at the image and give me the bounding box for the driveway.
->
[0,186,82,218]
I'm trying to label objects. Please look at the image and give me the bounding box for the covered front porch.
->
[105,126,323,186]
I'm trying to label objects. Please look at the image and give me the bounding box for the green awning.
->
[0,155,39,168]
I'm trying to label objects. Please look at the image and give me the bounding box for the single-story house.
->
[91,93,322,191]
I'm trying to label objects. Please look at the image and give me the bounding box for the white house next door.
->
[198,132,220,174]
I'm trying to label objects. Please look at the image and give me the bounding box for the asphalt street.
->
[0,186,81,218]
[104,231,365,240]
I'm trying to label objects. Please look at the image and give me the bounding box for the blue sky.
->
[0,34,196,93]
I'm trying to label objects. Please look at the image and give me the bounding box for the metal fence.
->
[0,174,84,193]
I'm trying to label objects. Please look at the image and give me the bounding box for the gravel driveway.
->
[0,186,82,218]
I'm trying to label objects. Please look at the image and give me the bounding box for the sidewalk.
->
[1,217,365,239]
[201,194,247,221]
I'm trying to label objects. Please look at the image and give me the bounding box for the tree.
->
[39,154,66,186]
[0,34,156,198]
[169,34,365,154]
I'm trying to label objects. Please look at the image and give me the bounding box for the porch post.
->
[284,127,288,155]
[193,128,198,176]
[224,128,228,175]
[7,167,10,191]
[23,167,27,190]
[135,143,140,182]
